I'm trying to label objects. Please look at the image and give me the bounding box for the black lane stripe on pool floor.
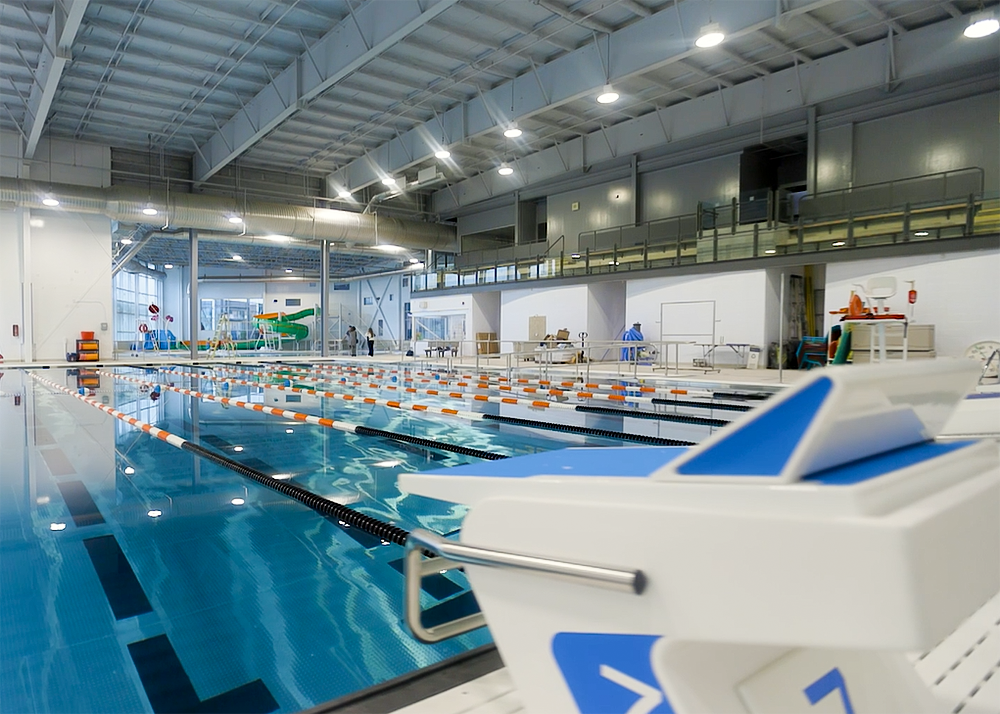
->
[83,535,153,620]
[128,634,279,714]
[57,480,106,527]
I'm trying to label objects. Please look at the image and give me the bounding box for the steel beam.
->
[23,0,90,158]
[193,0,460,182]
[429,15,996,213]
[328,1,834,194]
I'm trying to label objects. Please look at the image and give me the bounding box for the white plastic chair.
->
[866,276,897,313]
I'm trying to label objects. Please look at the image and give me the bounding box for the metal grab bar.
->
[403,529,645,643]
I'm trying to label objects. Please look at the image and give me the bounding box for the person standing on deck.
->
[346,326,359,356]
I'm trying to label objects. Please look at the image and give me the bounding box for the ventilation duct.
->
[0,178,458,252]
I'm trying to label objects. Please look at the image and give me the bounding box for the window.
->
[389,294,393,301]
[333,284,350,291]
[363,297,373,306]
[377,319,383,337]
[285,298,301,307]
[114,271,163,343]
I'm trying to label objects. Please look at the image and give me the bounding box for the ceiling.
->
[3,0,993,201]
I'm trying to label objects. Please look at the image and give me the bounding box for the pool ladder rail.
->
[403,529,644,643]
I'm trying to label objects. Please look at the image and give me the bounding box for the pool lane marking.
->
[83,535,153,620]
[128,634,279,714]
[56,481,106,527]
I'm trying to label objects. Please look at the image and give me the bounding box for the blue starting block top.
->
[425,446,688,479]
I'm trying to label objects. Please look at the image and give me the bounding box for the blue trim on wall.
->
[676,377,833,476]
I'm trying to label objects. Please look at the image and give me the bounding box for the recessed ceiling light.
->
[231,254,243,261]
[764,249,777,254]
[337,188,352,198]
[147,509,162,518]
[696,22,725,48]
[497,162,514,176]
[121,237,133,245]
[832,241,846,247]
[503,125,522,138]
[914,231,929,237]
[434,149,451,159]
[231,497,245,506]
[164,263,173,269]
[285,268,293,273]
[142,205,158,216]
[228,215,243,224]
[42,196,60,207]
[596,85,619,104]
[382,176,397,186]
[964,11,999,38]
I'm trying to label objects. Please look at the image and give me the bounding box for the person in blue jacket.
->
[621,321,644,361]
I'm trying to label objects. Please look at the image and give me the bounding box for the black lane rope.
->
[650,397,752,412]
[354,426,508,461]
[711,391,773,401]
[575,404,731,427]
[482,413,695,446]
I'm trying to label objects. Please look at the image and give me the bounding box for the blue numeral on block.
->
[804,668,855,714]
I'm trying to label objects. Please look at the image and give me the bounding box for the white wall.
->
[823,249,1000,358]
[29,211,114,360]
[471,292,500,336]
[587,281,626,343]
[627,270,769,366]
[548,180,633,254]
[0,208,27,361]
[501,285,590,342]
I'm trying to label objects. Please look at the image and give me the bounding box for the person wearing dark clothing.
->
[346,326,359,356]
[366,328,376,357]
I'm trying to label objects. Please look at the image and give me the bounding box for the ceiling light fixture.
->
[228,214,243,224]
[231,255,243,261]
[409,258,420,264]
[147,509,162,518]
[964,11,999,38]
[914,231,930,237]
[124,466,136,475]
[434,149,451,159]
[497,162,514,176]
[337,188,352,198]
[764,249,777,255]
[832,241,846,247]
[382,176,397,186]
[231,497,245,506]
[696,22,726,48]
[142,205,158,216]
[285,268,293,273]
[42,196,59,207]
[164,263,173,269]
[121,237,133,245]
[596,85,620,104]
[503,125,522,139]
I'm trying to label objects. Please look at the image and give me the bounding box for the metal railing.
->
[414,168,994,292]
[404,529,644,643]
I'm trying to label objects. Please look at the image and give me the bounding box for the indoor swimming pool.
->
[0,363,740,713]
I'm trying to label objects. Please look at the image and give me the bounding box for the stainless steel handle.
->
[403,529,645,643]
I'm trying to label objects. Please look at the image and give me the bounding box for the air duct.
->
[0,178,458,252]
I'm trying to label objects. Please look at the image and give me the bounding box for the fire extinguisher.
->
[906,280,917,321]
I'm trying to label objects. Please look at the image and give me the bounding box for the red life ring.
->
[148,303,160,315]
[139,324,149,333]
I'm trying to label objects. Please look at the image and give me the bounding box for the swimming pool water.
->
[0,365,720,713]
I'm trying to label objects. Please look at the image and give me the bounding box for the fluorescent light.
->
[228,215,243,224]
[914,231,929,237]
[964,11,999,38]
[596,85,619,104]
[142,206,158,216]
[231,497,245,505]
[50,522,67,531]
[503,125,522,138]
[285,268,293,273]
[147,509,162,518]
[124,466,135,475]
[231,254,243,261]
[764,249,776,255]
[434,149,451,159]
[382,176,397,186]
[41,196,60,207]
[337,188,352,198]
[696,22,725,48]
[164,263,173,269]
[832,241,846,247]
[121,237,133,245]
[498,162,514,176]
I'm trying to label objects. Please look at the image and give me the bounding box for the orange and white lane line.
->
[31,373,189,448]
[261,362,717,399]
[153,368,485,421]
[173,365,566,412]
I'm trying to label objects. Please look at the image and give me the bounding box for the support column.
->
[189,229,198,361]
[807,106,817,195]
[320,239,330,357]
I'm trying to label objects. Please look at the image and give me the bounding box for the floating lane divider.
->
[101,370,507,461]
[30,372,413,546]
[163,367,696,447]
[269,362,755,411]
[232,366,729,429]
